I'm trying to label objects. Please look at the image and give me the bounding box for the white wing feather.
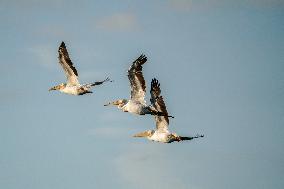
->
[58,42,80,86]
[150,78,169,132]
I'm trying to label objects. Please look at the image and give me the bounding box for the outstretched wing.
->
[180,134,204,141]
[150,78,169,132]
[128,54,147,104]
[58,42,80,86]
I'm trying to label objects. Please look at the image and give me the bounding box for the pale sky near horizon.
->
[0,0,283,189]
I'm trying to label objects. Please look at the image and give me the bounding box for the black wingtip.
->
[106,77,114,83]
[151,78,160,88]
[60,41,66,48]
[138,54,147,62]
[194,134,204,139]
[140,53,146,58]
[179,134,204,141]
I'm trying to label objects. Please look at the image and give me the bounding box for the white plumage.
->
[104,54,171,117]
[49,41,111,95]
[134,78,204,143]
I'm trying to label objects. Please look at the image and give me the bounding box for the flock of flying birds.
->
[49,41,204,143]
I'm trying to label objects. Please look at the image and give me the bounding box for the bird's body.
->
[146,129,203,143]
[134,79,203,143]
[60,85,81,95]
[104,54,172,117]
[148,130,172,143]
[49,42,111,95]
[58,85,92,95]
[120,100,152,114]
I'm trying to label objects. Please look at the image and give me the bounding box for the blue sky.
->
[0,0,283,189]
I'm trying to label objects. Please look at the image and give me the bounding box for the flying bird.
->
[133,78,204,143]
[49,41,111,95]
[104,54,173,117]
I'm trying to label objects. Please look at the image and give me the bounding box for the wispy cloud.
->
[114,144,192,189]
[27,45,57,69]
[96,13,139,32]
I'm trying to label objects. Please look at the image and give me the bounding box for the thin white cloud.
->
[27,45,57,69]
[96,13,139,32]
[113,144,193,189]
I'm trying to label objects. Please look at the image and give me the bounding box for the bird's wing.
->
[58,42,80,86]
[150,78,169,132]
[180,134,204,141]
[127,54,147,104]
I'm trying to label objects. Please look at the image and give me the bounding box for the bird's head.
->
[49,83,66,91]
[104,99,128,108]
[133,130,154,138]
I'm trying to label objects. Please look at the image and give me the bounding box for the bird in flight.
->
[133,78,203,143]
[104,54,173,118]
[49,42,111,95]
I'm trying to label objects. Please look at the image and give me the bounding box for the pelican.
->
[104,54,173,117]
[133,78,204,143]
[49,41,111,95]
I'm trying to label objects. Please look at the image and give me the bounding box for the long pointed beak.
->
[133,131,149,138]
[104,101,120,106]
[49,87,56,91]
[104,102,111,106]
